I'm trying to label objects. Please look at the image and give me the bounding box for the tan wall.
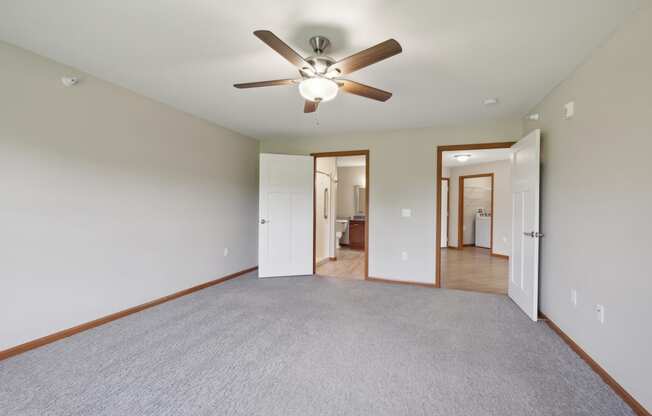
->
[260,120,522,284]
[0,41,259,351]
[525,4,652,410]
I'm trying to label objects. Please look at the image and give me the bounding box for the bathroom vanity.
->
[348,219,365,250]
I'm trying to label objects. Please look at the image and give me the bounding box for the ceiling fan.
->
[234,30,402,113]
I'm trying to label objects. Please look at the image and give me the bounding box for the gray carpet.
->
[0,272,633,416]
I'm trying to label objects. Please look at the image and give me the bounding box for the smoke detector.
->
[61,77,79,87]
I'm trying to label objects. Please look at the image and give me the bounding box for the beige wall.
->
[525,4,652,410]
[0,41,259,351]
[336,166,366,219]
[447,160,512,256]
[260,120,522,284]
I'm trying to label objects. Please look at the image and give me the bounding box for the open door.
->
[509,129,541,320]
[259,154,313,278]
[440,179,448,247]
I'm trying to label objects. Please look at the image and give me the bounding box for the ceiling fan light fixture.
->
[299,77,339,102]
[234,31,402,113]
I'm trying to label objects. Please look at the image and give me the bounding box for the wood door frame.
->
[458,173,494,250]
[311,150,369,279]
[435,142,515,287]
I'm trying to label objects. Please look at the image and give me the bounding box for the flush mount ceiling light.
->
[454,154,472,162]
[234,31,402,113]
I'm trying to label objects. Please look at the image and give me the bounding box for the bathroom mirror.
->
[354,186,366,215]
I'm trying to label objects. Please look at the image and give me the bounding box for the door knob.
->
[260,219,267,224]
[523,231,534,237]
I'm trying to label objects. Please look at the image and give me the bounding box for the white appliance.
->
[475,214,491,248]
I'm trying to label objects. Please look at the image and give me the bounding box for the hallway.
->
[442,247,508,294]
[316,248,365,280]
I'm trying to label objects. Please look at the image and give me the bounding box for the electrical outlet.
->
[570,289,578,307]
[223,248,229,257]
[595,304,605,324]
[401,251,408,261]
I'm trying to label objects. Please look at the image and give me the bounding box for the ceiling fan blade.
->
[338,80,392,102]
[254,30,312,70]
[233,79,298,89]
[304,100,319,113]
[330,39,402,75]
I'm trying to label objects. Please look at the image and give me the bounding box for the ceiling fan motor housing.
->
[306,36,335,74]
[309,36,330,54]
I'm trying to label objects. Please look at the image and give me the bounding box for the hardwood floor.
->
[316,247,365,280]
[441,246,508,294]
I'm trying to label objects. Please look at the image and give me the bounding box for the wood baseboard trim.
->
[491,252,509,259]
[446,245,459,250]
[463,243,475,247]
[329,256,337,261]
[0,266,258,362]
[367,276,437,289]
[540,312,649,416]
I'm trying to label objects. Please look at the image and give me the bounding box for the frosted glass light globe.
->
[454,154,472,162]
[299,77,339,102]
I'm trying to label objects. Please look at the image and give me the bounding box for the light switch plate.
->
[564,101,575,119]
[401,208,412,218]
[596,304,605,324]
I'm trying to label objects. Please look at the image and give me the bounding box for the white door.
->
[259,154,313,278]
[509,129,541,321]
[440,179,448,247]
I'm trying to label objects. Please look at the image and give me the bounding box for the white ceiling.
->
[0,0,644,140]
[337,156,366,167]
[443,148,511,168]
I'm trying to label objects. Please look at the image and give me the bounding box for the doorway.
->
[436,143,514,294]
[312,150,369,280]
[458,173,494,250]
